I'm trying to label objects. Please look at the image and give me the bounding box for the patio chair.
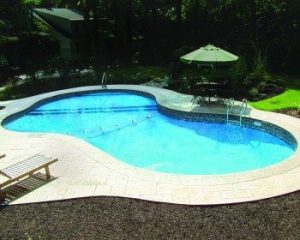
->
[0,154,58,201]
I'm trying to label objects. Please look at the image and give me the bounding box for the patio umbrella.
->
[180,44,239,102]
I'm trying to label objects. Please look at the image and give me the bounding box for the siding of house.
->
[33,8,89,60]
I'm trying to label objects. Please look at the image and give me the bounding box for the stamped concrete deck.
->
[0,85,300,205]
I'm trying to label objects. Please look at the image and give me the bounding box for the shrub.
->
[105,66,168,85]
[257,81,267,92]
[169,46,195,83]
[0,55,9,84]
[249,87,259,98]
[247,51,269,86]
[228,57,248,90]
[169,61,183,83]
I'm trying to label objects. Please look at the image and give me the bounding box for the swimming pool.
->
[3,91,297,175]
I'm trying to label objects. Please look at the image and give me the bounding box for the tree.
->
[0,55,9,84]
[1,0,300,75]
[125,0,133,61]
[175,0,182,25]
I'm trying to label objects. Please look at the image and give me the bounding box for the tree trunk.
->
[193,0,200,42]
[147,0,157,22]
[202,0,209,43]
[175,0,182,25]
[125,0,133,62]
[248,0,257,47]
[91,1,100,56]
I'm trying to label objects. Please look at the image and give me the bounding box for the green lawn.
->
[250,77,300,111]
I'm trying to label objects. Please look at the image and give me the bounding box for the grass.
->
[250,76,300,111]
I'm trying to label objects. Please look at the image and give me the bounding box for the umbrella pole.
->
[208,64,213,103]
[208,73,210,103]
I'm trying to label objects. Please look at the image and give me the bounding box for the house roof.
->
[33,8,87,21]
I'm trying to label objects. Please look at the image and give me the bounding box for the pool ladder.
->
[226,99,248,126]
[101,72,107,89]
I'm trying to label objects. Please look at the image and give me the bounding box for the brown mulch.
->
[275,108,300,118]
[1,193,300,240]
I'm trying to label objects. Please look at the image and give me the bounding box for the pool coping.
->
[1,85,300,205]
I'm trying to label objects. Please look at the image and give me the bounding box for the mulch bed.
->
[275,108,300,118]
[1,193,300,240]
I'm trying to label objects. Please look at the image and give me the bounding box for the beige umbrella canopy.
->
[180,44,239,102]
[180,44,239,64]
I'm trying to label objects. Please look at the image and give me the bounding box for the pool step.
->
[227,120,239,124]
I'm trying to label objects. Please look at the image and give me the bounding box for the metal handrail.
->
[226,98,247,126]
[226,98,234,123]
[239,99,248,126]
[101,72,107,89]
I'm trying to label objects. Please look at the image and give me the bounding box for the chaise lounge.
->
[0,154,58,202]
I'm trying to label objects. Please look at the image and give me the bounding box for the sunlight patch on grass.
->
[250,88,300,111]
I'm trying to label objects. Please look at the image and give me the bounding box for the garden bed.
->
[1,193,300,239]
[275,108,300,119]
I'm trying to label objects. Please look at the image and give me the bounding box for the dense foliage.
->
[1,1,299,71]
[0,0,300,101]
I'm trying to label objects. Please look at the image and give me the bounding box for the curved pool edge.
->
[1,85,300,205]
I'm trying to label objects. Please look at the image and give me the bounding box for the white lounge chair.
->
[0,154,58,190]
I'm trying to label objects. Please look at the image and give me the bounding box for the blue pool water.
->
[4,92,296,175]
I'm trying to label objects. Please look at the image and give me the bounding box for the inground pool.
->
[3,91,297,175]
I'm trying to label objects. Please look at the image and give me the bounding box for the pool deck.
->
[0,85,300,205]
